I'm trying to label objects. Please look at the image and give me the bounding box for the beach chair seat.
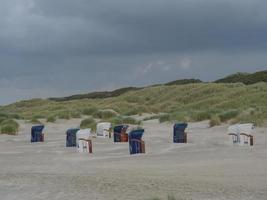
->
[228,133,239,144]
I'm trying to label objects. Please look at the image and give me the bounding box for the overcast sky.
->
[0,0,267,105]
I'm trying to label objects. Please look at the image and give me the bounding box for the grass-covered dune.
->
[48,79,203,102]
[49,87,142,102]
[48,70,267,102]
[215,70,267,85]
[1,82,267,126]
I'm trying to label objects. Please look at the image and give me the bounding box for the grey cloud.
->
[0,0,266,104]
[2,0,267,56]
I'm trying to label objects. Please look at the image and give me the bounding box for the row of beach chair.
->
[31,122,255,155]
[31,123,147,155]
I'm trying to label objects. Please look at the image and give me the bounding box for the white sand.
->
[0,119,267,200]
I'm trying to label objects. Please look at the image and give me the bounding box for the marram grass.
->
[0,83,266,126]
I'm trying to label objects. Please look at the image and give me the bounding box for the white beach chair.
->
[96,122,111,138]
[227,124,239,144]
[238,123,254,146]
[227,123,254,146]
[76,129,92,153]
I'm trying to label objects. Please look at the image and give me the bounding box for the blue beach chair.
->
[128,129,145,155]
[31,125,45,142]
[173,123,188,143]
[66,128,80,147]
[113,125,129,142]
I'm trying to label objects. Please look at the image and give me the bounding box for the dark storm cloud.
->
[0,0,267,104]
[2,0,267,55]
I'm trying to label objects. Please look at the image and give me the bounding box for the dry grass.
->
[209,115,221,127]
[0,119,19,135]
[80,117,96,131]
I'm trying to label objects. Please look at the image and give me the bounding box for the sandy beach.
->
[0,119,267,200]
